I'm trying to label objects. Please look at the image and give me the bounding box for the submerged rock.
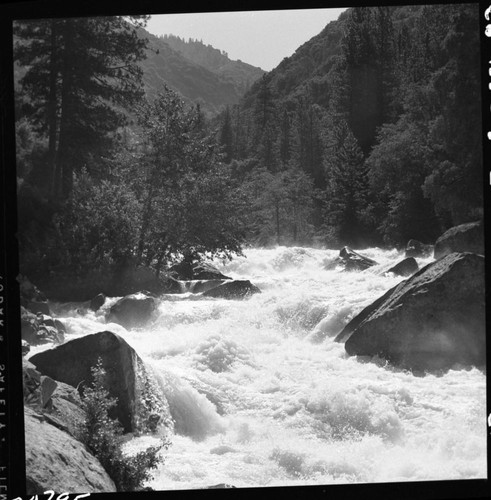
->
[202,280,260,299]
[106,294,157,329]
[25,407,116,494]
[434,220,484,259]
[29,331,172,433]
[405,239,433,258]
[335,253,485,372]
[387,257,419,277]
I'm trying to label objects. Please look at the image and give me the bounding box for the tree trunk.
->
[55,20,75,199]
[47,19,59,199]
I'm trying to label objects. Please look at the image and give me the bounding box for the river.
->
[41,246,486,489]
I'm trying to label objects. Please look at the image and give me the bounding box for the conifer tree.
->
[14,16,149,198]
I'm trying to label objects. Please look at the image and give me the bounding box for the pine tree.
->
[323,122,370,246]
[14,16,149,198]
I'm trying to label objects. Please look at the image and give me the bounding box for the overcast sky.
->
[146,8,347,72]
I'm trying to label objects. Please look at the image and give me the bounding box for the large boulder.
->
[192,262,232,281]
[405,239,433,258]
[29,331,173,433]
[202,280,260,299]
[106,294,157,329]
[335,253,485,372]
[434,221,484,259]
[25,407,116,494]
[326,247,378,272]
[387,257,419,277]
[168,260,231,281]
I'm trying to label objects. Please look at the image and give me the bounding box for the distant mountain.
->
[139,29,265,116]
[241,12,347,111]
[161,34,265,96]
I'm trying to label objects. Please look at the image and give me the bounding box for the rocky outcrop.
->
[21,307,66,345]
[106,294,157,329]
[387,257,419,277]
[23,359,58,410]
[326,247,378,272]
[18,275,51,315]
[23,359,86,437]
[30,331,172,434]
[335,253,485,372]
[202,280,260,299]
[434,221,484,259]
[25,407,116,494]
[405,239,433,258]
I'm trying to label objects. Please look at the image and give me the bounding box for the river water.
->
[41,246,486,489]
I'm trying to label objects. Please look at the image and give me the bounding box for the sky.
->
[146,8,347,72]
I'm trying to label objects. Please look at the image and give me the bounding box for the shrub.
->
[77,359,170,491]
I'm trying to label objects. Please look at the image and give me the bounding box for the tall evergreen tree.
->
[14,16,149,198]
[323,122,371,246]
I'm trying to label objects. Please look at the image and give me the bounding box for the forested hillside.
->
[140,30,264,115]
[13,4,483,288]
[161,34,264,95]
[216,4,482,247]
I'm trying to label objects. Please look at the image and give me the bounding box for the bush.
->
[77,359,170,491]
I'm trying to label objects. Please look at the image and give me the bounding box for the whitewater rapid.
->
[43,247,486,488]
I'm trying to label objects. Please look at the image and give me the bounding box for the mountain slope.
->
[162,34,265,95]
[139,29,264,115]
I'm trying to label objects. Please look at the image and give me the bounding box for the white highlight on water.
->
[40,247,486,489]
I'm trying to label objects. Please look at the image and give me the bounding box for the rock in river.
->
[29,331,172,433]
[387,257,419,277]
[202,280,260,299]
[106,294,157,329]
[434,220,484,259]
[405,239,433,258]
[326,247,378,271]
[335,252,485,372]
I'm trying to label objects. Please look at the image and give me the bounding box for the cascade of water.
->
[40,246,486,490]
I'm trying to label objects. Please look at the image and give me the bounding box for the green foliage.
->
[78,359,169,492]
[242,165,314,246]
[133,86,246,271]
[14,16,149,198]
[322,122,372,247]
[53,172,141,273]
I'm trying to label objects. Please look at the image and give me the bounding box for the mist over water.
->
[43,247,486,489]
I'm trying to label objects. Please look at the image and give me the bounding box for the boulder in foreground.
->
[434,220,484,259]
[25,406,116,494]
[30,331,172,433]
[335,253,485,372]
[202,280,260,299]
